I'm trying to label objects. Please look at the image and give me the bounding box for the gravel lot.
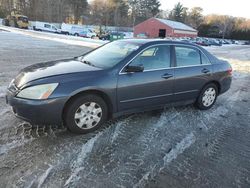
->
[0,30,250,188]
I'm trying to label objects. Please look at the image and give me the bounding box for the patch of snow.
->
[204,106,228,120]
[198,120,209,131]
[134,171,151,188]
[64,131,103,186]
[0,108,10,116]
[161,132,196,170]
[219,58,250,74]
[0,25,106,48]
[37,164,54,188]
[111,117,132,143]
[0,139,32,155]
[0,86,7,98]
[111,121,123,143]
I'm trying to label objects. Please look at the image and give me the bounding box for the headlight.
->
[17,83,59,100]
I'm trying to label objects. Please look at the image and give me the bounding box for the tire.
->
[74,33,79,36]
[196,83,218,110]
[10,19,17,28]
[63,94,108,134]
[2,19,9,26]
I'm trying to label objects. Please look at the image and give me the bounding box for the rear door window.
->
[175,46,201,67]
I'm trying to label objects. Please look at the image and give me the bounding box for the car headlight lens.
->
[17,83,59,100]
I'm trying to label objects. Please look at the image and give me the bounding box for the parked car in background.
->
[78,29,97,38]
[61,23,97,38]
[195,38,211,46]
[61,23,84,36]
[33,21,61,33]
[243,40,250,45]
[207,38,222,46]
[136,33,148,38]
[6,39,232,134]
[123,32,134,39]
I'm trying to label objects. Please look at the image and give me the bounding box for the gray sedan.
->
[6,39,232,134]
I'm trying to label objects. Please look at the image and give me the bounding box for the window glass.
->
[175,47,201,67]
[80,41,141,69]
[201,53,210,64]
[44,24,51,28]
[130,45,171,71]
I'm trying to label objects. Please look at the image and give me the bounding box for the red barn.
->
[134,18,197,38]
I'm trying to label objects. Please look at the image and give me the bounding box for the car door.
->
[117,45,175,112]
[44,24,51,32]
[52,25,57,33]
[173,45,213,101]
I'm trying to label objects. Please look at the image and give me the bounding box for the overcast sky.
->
[160,0,250,19]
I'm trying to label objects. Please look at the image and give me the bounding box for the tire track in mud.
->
[7,118,131,188]
[6,95,238,188]
[39,104,232,188]
[145,76,250,188]
[147,119,250,188]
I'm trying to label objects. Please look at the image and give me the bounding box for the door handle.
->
[202,68,210,74]
[162,73,173,79]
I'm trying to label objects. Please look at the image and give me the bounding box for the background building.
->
[134,18,198,38]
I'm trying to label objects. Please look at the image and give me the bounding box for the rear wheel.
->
[64,94,108,134]
[2,18,9,26]
[196,83,218,110]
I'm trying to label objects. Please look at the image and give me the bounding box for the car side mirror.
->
[125,65,144,73]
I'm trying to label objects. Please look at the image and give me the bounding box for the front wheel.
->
[196,83,218,110]
[2,19,9,26]
[64,94,108,134]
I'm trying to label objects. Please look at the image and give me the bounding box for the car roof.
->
[118,39,200,48]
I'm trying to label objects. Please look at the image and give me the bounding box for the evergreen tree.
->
[169,2,187,22]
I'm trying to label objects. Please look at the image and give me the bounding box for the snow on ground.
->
[0,31,250,188]
[0,25,107,48]
[0,86,7,98]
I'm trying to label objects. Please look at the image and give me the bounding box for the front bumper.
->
[6,90,68,125]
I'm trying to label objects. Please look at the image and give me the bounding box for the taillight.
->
[228,67,233,75]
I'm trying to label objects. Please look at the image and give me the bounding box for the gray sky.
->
[160,0,250,19]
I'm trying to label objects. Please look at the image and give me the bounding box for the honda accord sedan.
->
[6,39,232,134]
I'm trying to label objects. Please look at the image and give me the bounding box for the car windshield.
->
[79,41,141,69]
[18,16,28,22]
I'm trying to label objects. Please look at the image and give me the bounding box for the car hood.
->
[14,58,102,88]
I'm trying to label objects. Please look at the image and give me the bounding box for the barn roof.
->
[156,18,197,32]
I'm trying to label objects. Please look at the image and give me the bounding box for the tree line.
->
[0,0,160,26]
[164,2,250,40]
[0,0,249,39]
